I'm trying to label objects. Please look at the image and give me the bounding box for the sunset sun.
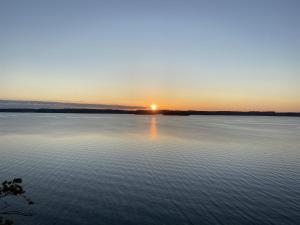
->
[150,104,157,111]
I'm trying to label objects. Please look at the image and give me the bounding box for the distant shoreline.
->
[0,108,299,117]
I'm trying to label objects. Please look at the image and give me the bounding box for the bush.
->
[0,179,33,225]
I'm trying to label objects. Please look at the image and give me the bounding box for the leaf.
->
[12,179,22,184]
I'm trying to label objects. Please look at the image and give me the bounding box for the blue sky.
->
[0,0,299,111]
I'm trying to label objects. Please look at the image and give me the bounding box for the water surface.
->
[0,114,299,225]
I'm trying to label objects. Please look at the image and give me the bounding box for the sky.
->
[0,0,299,111]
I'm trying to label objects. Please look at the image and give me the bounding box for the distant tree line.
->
[0,108,299,117]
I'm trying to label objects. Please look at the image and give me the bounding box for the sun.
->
[150,104,157,111]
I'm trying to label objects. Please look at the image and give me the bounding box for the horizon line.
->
[0,99,299,113]
[0,108,299,116]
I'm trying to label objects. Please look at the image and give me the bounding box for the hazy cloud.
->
[0,100,145,110]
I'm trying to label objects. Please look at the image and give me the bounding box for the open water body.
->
[0,113,299,225]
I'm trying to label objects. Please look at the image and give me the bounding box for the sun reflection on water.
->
[149,116,157,139]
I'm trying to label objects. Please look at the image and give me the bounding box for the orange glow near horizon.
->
[1,95,300,112]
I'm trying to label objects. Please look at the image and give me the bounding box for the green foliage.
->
[0,217,14,225]
[0,179,33,225]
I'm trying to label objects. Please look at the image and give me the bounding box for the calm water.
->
[0,113,299,225]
